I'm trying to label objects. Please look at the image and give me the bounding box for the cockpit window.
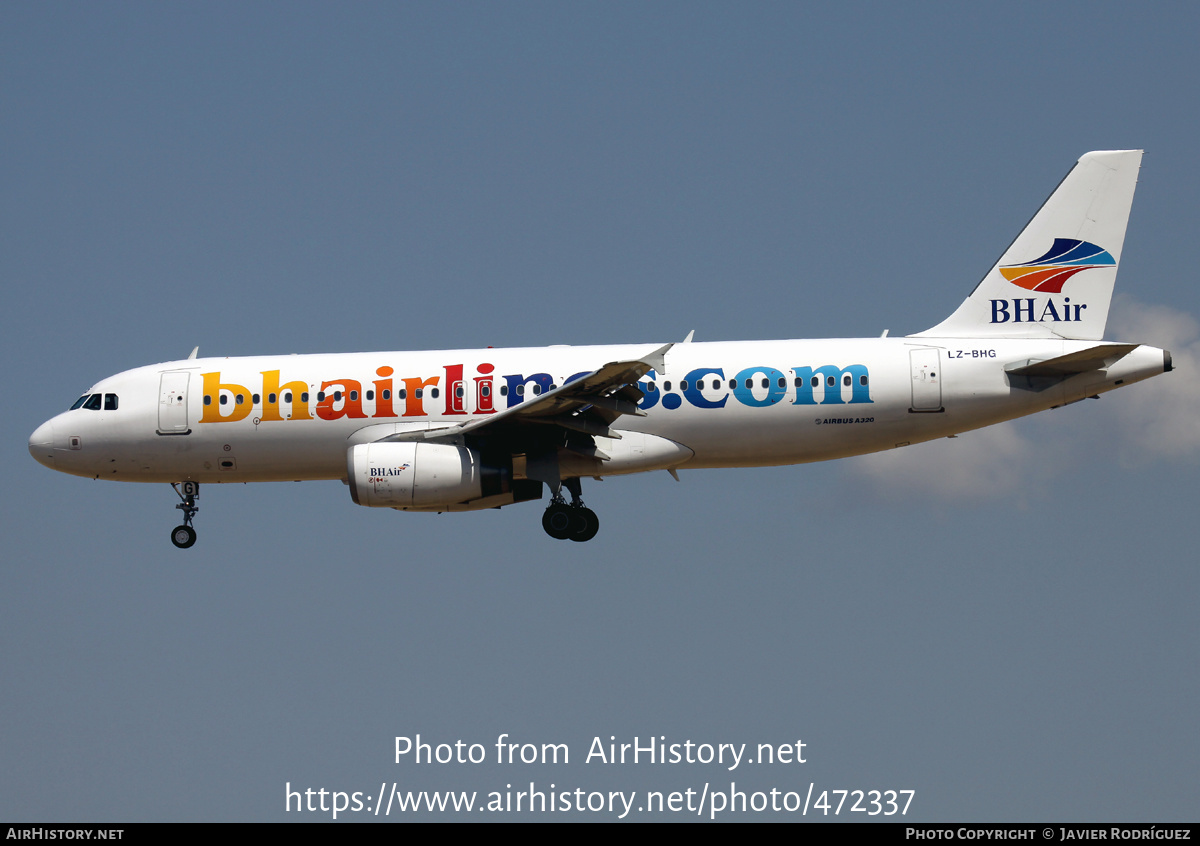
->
[71,393,119,411]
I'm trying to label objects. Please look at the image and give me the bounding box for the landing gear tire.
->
[171,525,197,549]
[545,479,600,542]
[542,503,574,540]
[568,507,599,543]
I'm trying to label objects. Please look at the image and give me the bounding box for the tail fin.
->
[914,150,1142,340]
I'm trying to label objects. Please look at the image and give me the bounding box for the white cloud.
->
[846,422,1040,502]
[1102,296,1200,462]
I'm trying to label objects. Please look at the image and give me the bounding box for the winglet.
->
[641,342,674,374]
[682,330,695,343]
[187,346,199,360]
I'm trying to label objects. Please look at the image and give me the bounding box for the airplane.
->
[28,150,1172,547]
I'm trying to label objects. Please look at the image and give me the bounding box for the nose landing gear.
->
[541,478,599,542]
[170,482,199,549]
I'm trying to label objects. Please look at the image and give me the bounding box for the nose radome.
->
[28,420,55,468]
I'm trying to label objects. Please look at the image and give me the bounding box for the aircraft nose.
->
[28,420,56,468]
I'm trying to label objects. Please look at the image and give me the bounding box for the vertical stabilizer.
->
[914,150,1142,340]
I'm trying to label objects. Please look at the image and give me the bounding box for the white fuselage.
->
[28,337,1168,487]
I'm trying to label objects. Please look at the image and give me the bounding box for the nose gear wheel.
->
[170,482,200,549]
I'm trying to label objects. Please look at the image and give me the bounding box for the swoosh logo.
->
[1000,238,1115,293]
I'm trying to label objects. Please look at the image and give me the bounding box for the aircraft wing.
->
[378,342,672,444]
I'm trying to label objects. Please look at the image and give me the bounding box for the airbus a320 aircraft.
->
[29,151,1171,547]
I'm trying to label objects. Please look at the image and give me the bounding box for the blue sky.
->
[3,2,1198,821]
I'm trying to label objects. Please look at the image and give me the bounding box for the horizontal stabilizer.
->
[1005,343,1138,391]
[1005,344,1138,377]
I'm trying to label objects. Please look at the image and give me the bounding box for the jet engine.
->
[346,441,536,511]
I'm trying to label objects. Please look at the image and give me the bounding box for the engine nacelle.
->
[348,442,503,509]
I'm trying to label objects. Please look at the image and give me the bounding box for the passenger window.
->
[283,392,292,403]
[317,392,326,401]
[252,394,260,404]
[70,395,89,410]
[499,385,508,396]
[235,394,245,405]
[431,388,440,398]
[334,391,342,401]
[415,389,424,399]
[366,390,374,401]
[382,389,391,400]
[269,393,278,404]
[860,375,868,386]
[777,377,785,389]
[811,376,819,388]
[680,380,689,391]
[843,375,852,387]
[761,378,769,389]
[826,376,835,387]
[204,395,212,406]
[301,392,309,402]
[398,389,407,399]
[516,385,525,396]
[349,390,358,401]
[219,395,229,406]
[664,381,672,391]
[712,380,720,390]
[481,385,491,397]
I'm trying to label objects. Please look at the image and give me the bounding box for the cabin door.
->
[909,349,943,412]
[157,371,192,434]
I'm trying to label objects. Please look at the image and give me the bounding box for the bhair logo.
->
[1000,239,1115,293]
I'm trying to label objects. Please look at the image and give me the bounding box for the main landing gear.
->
[170,482,199,549]
[542,478,599,542]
